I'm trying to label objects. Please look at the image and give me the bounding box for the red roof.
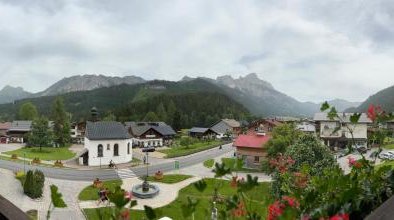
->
[0,122,11,130]
[234,134,271,149]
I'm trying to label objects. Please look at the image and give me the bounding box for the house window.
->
[254,156,259,163]
[127,143,130,154]
[107,144,110,150]
[114,144,119,156]
[97,144,103,157]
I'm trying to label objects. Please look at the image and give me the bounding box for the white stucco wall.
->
[134,138,163,147]
[320,122,367,139]
[84,137,133,166]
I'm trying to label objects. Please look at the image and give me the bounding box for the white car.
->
[379,152,393,160]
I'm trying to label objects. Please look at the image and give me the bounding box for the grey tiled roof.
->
[189,127,209,133]
[313,112,372,123]
[125,122,176,137]
[86,121,130,140]
[9,121,32,132]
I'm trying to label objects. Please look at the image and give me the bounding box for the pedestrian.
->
[143,156,146,164]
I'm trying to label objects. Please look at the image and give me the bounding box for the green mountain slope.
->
[0,79,249,128]
[353,85,394,112]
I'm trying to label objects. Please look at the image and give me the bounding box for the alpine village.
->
[1,2,394,220]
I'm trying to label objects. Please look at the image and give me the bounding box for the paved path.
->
[0,168,90,220]
[79,176,202,210]
[0,143,23,153]
[0,143,234,181]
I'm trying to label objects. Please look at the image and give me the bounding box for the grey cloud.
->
[0,0,393,102]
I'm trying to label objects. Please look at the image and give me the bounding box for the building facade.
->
[125,122,176,148]
[234,133,270,169]
[314,113,371,150]
[211,119,241,139]
[81,121,133,166]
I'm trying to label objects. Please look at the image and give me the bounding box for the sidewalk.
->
[0,168,91,220]
[79,176,202,210]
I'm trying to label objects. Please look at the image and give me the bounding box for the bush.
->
[50,185,67,208]
[32,157,41,164]
[54,160,63,167]
[11,154,18,159]
[23,170,45,199]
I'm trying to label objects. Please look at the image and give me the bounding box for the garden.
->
[158,137,224,158]
[4,146,75,161]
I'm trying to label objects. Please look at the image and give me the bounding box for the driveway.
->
[0,143,24,153]
[336,148,383,174]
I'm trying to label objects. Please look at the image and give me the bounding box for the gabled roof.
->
[86,121,130,140]
[125,122,176,137]
[313,112,372,123]
[234,134,271,149]
[189,127,209,133]
[9,121,32,132]
[0,122,11,130]
[222,119,241,128]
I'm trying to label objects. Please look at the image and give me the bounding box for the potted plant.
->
[154,170,164,180]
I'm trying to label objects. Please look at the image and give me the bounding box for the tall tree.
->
[144,111,159,122]
[18,102,38,120]
[172,110,182,131]
[29,116,53,151]
[156,102,167,122]
[166,100,176,122]
[51,97,71,147]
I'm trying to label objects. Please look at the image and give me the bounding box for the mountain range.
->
[0,73,378,121]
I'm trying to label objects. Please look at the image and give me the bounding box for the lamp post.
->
[23,152,26,174]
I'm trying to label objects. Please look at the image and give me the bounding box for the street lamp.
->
[23,152,26,174]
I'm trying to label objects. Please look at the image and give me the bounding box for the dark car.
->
[141,147,156,153]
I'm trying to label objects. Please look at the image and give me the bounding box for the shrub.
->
[11,154,18,159]
[23,170,45,199]
[50,185,67,208]
[32,158,41,164]
[54,160,63,167]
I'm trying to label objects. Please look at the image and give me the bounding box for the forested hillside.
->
[0,79,250,129]
[352,85,394,113]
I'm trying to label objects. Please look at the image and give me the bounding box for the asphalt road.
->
[0,144,234,181]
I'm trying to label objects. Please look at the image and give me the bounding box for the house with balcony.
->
[125,122,176,147]
[211,119,241,139]
[71,121,86,144]
[314,112,372,150]
[296,120,316,134]
[0,122,11,143]
[247,119,282,135]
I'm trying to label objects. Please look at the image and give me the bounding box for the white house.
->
[314,112,372,150]
[81,121,133,166]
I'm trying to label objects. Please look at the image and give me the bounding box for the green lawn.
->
[145,174,192,184]
[375,160,394,170]
[4,147,75,161]
[221,158,261,172]
[83,178,272,220]
[78,180,123,201]
[158,140,223,158]
[203,159,215,168]
[383,143,394,150]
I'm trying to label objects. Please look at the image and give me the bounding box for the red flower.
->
[353,161,362,168]
[230,176,238,188]
[282,196,299,208]
[120,209,130,220]
[330,213,349,220]
[267,201,285,220]
[232,202,246,217]
[367,104,376,122]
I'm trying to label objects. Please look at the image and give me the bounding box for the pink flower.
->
[347,156,356,167]
[330,213,349,220]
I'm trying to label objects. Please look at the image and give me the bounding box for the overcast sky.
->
[0,0,394,102]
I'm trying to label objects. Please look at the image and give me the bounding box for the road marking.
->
[116,168,137,179]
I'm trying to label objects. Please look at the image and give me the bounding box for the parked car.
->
[379,152,394,160]
[357,146,368,154]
